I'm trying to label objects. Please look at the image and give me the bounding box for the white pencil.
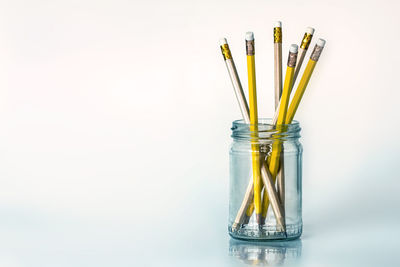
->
[272,27,315,125]
[273,21,283,109]
[220,37,285,231]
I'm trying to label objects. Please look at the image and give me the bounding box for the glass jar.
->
[228,118,303,241]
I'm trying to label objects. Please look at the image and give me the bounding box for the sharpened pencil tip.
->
[306,27,315,35]
[245,31,254,41]
[219,38,228,46]
[274,21,282,27]
[317,38,326,47]
[243,215,251,225]
[260,216,266,225]
[256,214,262,225]
[232,222,241,231]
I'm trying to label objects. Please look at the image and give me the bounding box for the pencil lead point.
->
[256,214,262,225]
[243,215,251,225]
[232,222,241,231]
[260,216,266,225]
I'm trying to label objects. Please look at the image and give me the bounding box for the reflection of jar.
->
[229,238,302,265]
[229,119,303,240]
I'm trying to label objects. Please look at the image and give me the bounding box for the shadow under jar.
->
[229,118,303,241]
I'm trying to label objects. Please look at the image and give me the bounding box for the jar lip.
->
[231,118,301,141]
[232,118,300,127]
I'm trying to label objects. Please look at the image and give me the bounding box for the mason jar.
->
[228,118,303,240]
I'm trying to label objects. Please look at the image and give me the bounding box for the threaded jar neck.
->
[231,118,301,142]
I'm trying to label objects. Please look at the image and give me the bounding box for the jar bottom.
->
[228,222,302,241]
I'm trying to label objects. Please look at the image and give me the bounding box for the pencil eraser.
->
[290,44,298,53]
[317,38,326,47]
[245,32,254,41]
[220,38,228,45]
[274,21,282,27]
[306,27,315,35]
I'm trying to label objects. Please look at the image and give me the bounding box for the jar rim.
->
[232,118,300,127]
[231,118,301,141]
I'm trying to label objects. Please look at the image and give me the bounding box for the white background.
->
[0,0,400,266]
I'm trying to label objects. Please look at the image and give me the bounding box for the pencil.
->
[272,24,302,217]
[293,27,315,87]
[286,39,326,123]
[262,44,298,220]
[274,21,283,109]
[275,45,299,214]
[276,155,285,214]
[219,38,250,122]
[220,38,284,230]
[260,159,286,230]
[262,39,326,220]
[274,26,308,217]
[220,38,253,228]
[271,27,314,125]
[246,32,263,224]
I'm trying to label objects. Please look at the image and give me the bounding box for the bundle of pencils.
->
[220,22,326,233]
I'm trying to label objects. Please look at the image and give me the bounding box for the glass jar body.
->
[229,119,303,241]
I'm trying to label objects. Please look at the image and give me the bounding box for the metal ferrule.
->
[220,44,232,60]
[274,27,282,43]
[310,45,324,61]
[287,51,298,68]
[300,33,313,49]
[246,40,255,56]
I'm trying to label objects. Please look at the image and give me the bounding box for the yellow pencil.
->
[286,39,326,123]
[246,32,262,224]
[262,39,326,218]
[262,44,298,219]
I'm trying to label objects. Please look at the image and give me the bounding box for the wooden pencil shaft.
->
[271,25,284,224]
[293,48,307,88]
[293,30,314,89]
[286,60,316,123]
[262,50,297,219]
[271,61,297,126]
[250,142,261,223]
[246,37,262,222]
[245,197,255,217]
[272,102,279,125]
[274,48,298,131]
[221,41,253,228]
[220,43,250,122]
[274,46,292,223]
[224,59,250,123]
[286,42,324,123]
[277,157,285,214]
[260,161,285,230]
[274,43,283,109]
[232,179,254,228]
[273,26,282,110]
